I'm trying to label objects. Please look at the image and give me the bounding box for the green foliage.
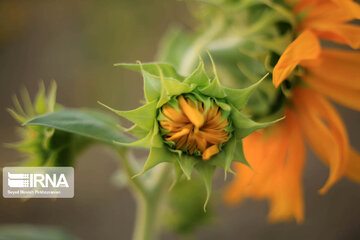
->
[0,225,78,240]
[164,178,213,235]
[26,109,132,145]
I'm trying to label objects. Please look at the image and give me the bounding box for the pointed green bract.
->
[34,82,47,114]
[178,155,198,180]
[114,123,163,148]
[98,101,157,131]
[133,147,175,178]
[233,136,251,168]
[196,163,216,211]
[184,57,209,87]
[231,107,284,138]
[225,73,269,110]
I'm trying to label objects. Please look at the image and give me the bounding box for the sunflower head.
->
[159,94,232,160]
[101,56,281,207]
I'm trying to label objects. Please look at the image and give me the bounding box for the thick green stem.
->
[117,148,172,240]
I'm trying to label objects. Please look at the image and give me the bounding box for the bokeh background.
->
[0,0,359,239]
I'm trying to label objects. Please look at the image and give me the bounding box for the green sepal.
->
[127,124,148,139]
[114,122,163,148]
[98,100,156,130]
[169,160,184,191]
[133,146,176,178]
[231,107,284,138]
[196,163,216,212]
[233,136,252,168]
[198,53,225,98]
[207,136,236,179]
[177,155,198,180]
[198,77,225,99]
[224,73,268,110]
[156,65,195,108]
[183,57,209,88]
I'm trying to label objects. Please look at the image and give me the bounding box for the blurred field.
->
[0,0,359,239]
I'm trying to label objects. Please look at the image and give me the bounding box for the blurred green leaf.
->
[0,225,78,240]
[164,178,213,235]
[25,109,132,145]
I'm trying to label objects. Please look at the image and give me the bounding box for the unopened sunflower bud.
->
[103,57,281,208]
[7,82,91,166]
[159,94,231,161]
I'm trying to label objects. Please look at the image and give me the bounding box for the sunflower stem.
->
[117,148,172,240]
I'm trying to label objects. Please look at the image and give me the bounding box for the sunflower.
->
[225,0,360,223]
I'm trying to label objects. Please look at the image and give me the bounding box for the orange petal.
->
[331,0,360,19]
[301,49,360,90]
[311,23,360,49]
[345,147,360,183]
[202,145,219,160]
[303,75,360,111]
[178,96,205,128]
[273,30,321,87]
[224,131,268,204]
[268,110,305,223]
[299,1,353,27]
[293,88,349,194]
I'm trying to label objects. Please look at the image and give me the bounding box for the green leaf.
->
[165,177,212,234]
[98,100,157,130]
[25,109,131,145]
[196,163,216,212]
[224,73,269,110]
[0,225,78,240]
[231,107,284,138]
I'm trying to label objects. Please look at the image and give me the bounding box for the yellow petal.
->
[273,30,321,87]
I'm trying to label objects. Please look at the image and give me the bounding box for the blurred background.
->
[0,0,359,239]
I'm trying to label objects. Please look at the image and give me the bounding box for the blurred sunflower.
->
[225,0,360,223]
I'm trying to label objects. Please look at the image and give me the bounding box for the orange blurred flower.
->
[225,0,360,223]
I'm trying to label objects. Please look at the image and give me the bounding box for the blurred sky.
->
[0,0,360,240]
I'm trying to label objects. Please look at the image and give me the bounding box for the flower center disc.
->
[159,95,230,160]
